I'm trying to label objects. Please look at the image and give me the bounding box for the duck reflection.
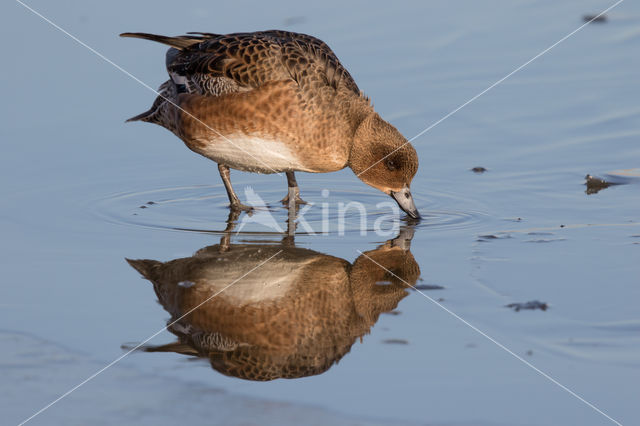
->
[126,227,419,381]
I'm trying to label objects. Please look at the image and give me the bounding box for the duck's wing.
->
[266,30,361,95]
[121,31,361,97]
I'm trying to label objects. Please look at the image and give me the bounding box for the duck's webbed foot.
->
[229,201,254,212]
[280,188,307,205]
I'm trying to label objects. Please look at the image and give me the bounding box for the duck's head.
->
[350,113,420,219]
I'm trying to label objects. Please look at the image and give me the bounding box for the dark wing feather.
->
[168,31,361,96]
[261,30,361,94]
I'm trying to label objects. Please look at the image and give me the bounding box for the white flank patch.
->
[201,257,318,305]
[169,72,188,86]
[198,134,308,173]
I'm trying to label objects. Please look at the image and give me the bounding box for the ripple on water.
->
[91,179,490,236]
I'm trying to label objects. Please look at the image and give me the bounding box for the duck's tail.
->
[125,79,178,126]
[120,32,205,50]
[121,32,210,133]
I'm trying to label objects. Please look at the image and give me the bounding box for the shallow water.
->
[2,0,640,425]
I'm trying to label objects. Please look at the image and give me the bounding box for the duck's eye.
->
[385,159,396,171]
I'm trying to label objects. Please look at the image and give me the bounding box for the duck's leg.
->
[219,209,241,252]
[218,164,252,211]
[282,206,297,245]
[281,172,307,206]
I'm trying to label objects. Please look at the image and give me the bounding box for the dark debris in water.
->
[585,174,619,194]
[139,205,147,209]
[413,284,444,291]
[504,217,523,222]
[505,300,548,312]
[583,14,607,23]
[471,166,487,173]
[146,201,156,205]
[382,339,409,345]
[479,234,498,240]
[384,310,402,316]
[477,234,511,242]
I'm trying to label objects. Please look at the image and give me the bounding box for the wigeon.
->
[121,30,420,218]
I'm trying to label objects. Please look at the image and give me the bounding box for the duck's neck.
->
[345,94,375,137]
[347,101,378,171]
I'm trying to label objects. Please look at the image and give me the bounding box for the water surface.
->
[2,1,639,425]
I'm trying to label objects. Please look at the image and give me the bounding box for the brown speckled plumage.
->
[126,240,420,381]
[121,30,420,215]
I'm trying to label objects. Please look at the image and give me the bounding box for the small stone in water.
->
[505,300,548,312]
[585,174,616,194]
[583,14,607,23]
[413,284,444,290]
[382,339,409,345]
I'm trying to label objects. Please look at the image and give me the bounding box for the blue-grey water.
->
[2,1,639,425]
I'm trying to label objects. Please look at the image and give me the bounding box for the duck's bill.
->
[391,187,420,219]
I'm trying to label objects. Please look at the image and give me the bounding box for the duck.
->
[125,228,420,380]
[121,30,420,218]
